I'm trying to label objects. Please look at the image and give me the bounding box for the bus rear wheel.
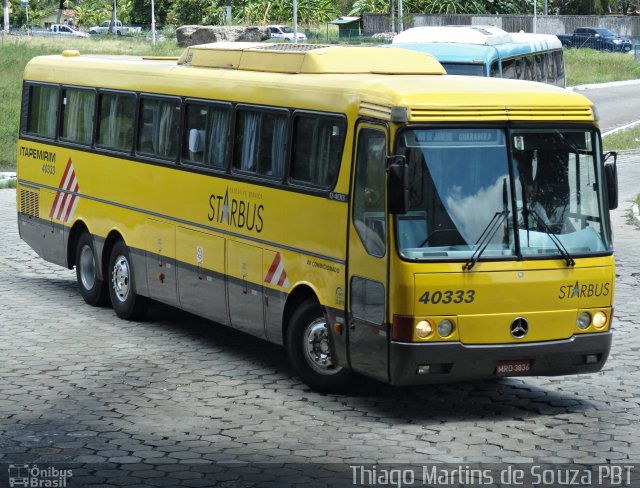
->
[108,239,148,320]
[75,232,109,307]
[286,299,353,393]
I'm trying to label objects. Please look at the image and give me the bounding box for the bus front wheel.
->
[75,232,109,306]
[108,240,148,320]
[286,299,353,392]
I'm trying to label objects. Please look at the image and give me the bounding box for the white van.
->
[268,25,306,42]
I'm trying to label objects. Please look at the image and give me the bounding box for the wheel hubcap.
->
[112,255,130,303]
[303,318,342,375]
[79,244,96,291]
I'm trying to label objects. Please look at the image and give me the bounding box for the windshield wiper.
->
[463,179,510,271]
[527,209,576,267]
[462,210,509,271]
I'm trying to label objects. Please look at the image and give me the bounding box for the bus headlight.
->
[415,320,433,338]
[593,311,607,329]
[577,312,591,329]
[437,319,454,337]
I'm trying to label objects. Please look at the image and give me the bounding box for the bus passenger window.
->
[137,97,181,160]
[28,85,59,139]
[97,92,135,151]
[490,61,500,78]
[235,109,288,179]
[353,129,386,257]
[554,51,565,87]
[61,88,95,145]
[501,59,516,80]
[183,103,230,168]
[290,114,345,189]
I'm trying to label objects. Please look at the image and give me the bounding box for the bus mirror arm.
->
[386,155,409,215]
[604,151,618,210]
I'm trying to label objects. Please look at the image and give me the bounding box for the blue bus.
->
[391,26,566,87]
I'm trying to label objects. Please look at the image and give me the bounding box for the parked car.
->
[268,25,306,42]
[557,27,632,52]
[31,24,89,38]
[88,20,142,36]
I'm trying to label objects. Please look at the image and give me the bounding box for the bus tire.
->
[75,232,109,307]
[286,299,353,393]
[108,239,148,320]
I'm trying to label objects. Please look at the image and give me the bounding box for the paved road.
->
[0,153,639,486]
[574,81,640,133]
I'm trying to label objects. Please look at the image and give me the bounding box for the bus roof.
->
[389,33,562,64]
[393,26,513,45]
[177,42,446,74]
[23,44,593,123]
[390,43,496,65]
[391,26,562,65]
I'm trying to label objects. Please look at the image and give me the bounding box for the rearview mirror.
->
[604,151,618,210]
[387,155,409,214]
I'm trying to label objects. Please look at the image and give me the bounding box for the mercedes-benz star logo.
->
[510,317,529,339]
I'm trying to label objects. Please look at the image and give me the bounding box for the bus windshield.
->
[396,127,611,262]
[440,62,485,77]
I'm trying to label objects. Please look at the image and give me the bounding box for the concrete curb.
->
[569,78,640,91]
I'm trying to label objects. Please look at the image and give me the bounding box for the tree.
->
[349,0,388,15]
[130,0,171,25]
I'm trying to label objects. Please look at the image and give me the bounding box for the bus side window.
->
[554,51,565,87]
[501,59,516,80]
[137,97,181,160]
[234,109,288,179]
[523,55,534,81]
[183,102,230,169]
[489,61,500,78]
[27,85,59,139]
[97,92,135,152]
[353,129,387,257]
[546,53,556,86]
[61,87,95,145]
[290,113,345,189]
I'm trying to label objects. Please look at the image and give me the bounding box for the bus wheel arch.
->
[67,220,90,269]
[71,223,109,307]
[283,285,353,392]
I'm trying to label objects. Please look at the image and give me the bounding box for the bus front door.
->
[347,124,389,383]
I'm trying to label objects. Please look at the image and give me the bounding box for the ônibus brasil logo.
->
[8,464,72,487]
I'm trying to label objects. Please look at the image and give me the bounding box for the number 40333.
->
[418,289,476,304]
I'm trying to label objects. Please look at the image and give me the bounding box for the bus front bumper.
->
[389,332,612,386]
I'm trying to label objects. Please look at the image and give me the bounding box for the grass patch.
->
[0,178,17,189]
[564,48,640,86]
[603,125,640,152]
[0,35,182,171]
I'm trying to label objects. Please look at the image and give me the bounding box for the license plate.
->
[495,359,532,377]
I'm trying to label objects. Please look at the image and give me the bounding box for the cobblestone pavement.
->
[0,153,639,486]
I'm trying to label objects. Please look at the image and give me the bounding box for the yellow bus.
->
[17,43,618,392]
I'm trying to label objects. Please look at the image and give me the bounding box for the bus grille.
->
[409,106,594,122]
[20,189,39,218]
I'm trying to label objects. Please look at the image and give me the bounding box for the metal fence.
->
[362,13,640,39]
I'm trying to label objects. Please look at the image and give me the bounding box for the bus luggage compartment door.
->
[227,240,266,339]
[176,227,228,327]
[145,219,179,308]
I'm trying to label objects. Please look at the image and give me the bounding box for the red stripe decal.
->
[264,253,281,283]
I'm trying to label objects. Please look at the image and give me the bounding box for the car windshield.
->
[395,127,611,263]
[595,28,615,37]
[281,26,293,33]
